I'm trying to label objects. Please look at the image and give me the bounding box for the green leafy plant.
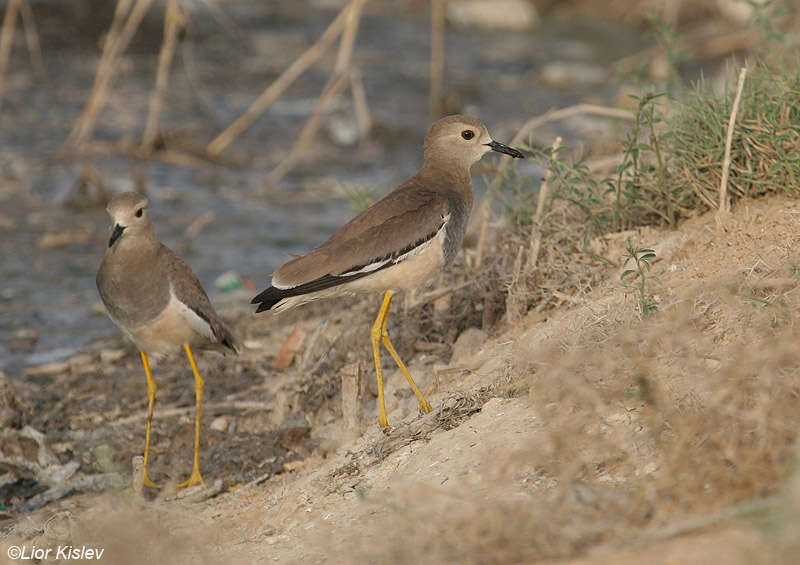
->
[612,92,673,231]
[621,238,658,317]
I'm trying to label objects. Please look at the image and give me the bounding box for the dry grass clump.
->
[670,63,800,209]
[493,62,798,240]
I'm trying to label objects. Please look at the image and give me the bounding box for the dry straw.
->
[717,66,748,218]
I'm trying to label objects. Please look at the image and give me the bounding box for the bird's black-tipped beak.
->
[108,224,125,248]
[486,140,524,158]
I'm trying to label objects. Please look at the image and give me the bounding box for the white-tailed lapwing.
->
[97,191,238,487]
[252,115,523,428]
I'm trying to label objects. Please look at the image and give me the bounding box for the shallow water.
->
[0,1,646,375]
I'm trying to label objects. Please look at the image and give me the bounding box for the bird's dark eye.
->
[461,130,475,140]
[135,208,143,218]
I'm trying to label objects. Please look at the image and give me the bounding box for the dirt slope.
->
[5,194,800,564]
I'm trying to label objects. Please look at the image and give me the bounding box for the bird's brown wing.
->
[273,180,451,288]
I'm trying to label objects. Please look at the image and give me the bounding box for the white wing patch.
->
[336,213,450,278]
[172,285,215,340]
[336,257,393,277]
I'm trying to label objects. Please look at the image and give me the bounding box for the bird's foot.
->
[377,414,391,434]
[143,469,158,489]
[178,467,204,488]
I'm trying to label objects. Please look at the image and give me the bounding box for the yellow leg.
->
[140,351,158,489]
[178,344,205,488]
[378,292,433,415]
[371,292,392,429]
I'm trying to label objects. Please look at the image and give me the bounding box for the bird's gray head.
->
[105,191,153,248]
[422,115,524,171]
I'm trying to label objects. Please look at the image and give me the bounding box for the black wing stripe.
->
[252,220,444,309]
[337,218,445,277]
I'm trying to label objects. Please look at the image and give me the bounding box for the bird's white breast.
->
[129,286,214,359]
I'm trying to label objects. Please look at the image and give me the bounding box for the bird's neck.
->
[417,160,474,202]
[112,229,160,260]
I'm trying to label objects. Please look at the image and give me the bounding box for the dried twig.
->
[66,0,154,148]
[718,67,747,218]
[263,70,351,188]
[406,279,480,309]
[107,400,272,428]
[263,0,367,188]
[0,0,21,109]
[526,136,563,272]
[180,37,220,124]
[349,66,371,142]
[176,211,215,255]
[474,104,635,268]
[341,362,364,441]
[504,245,526,324]
[429,0,445,118]
[206,3,351,157]
[748,277,798,290]
[141,0,185,154]
[81,139,246,169]
[18,0,42,77]
[334,0,365,74]
[131,455,146,497]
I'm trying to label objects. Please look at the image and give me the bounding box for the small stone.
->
[540,62,607,89]
[35,230,91,249]
[243,339,266,350]
[90,302,107,316]
[210,416,229,432]
[325,112,360,147]
[21,360,70,378]
[68,354,95,374]
[9,329,38,350]
[283,460,303,473]
[446,0,539,30]
[100,348,126,364]
[93,444,117,474]
[12,328,38,343]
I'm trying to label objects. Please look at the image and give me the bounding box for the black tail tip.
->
[251,286,284,313]
[254,301,278,313]
[223,336,241,355]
